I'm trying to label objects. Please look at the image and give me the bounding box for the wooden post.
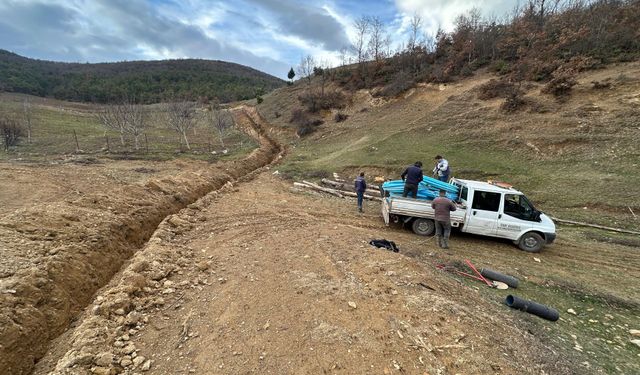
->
[73,129,79,152]
[105,135,110,152]
[144,134,149,153]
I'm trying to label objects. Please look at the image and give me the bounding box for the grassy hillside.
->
[259,62,640,232]
[0,50,285,104]
[259,62,640,374]
[0,93,257,161]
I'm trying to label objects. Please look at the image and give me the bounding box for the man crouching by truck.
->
[432,189,456,249]
[401,161,423,198]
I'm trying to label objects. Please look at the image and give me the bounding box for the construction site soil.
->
[1,105,638,375]
[0,107,283,374]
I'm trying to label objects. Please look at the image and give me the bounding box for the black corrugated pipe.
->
[480,268,519,288]
[505,295,559,321]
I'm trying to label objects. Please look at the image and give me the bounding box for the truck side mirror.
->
[534,211,541,222]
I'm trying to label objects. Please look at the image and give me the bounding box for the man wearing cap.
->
[431,189,456,249]
[433,155,450,182]
[401,161,423,198]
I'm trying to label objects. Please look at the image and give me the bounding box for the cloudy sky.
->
[0,0,514,78]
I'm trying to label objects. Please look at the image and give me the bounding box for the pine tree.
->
[287,67,296,83]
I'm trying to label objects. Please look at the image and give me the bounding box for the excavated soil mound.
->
[0,107,282,375]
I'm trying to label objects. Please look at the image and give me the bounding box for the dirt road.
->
[33,171,585,375]
[3,107,638,375]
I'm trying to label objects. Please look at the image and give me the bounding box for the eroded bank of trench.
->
[0,107,284,375]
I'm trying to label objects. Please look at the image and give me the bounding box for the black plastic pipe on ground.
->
[480,268,519,288]
[505,295,559,321]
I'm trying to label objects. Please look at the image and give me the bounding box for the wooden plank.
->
[295,181,382,201]
[295,182,343,198]
[321,178,380,195]
[551,217,640,236]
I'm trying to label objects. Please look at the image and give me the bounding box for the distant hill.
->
[0,50,285,104]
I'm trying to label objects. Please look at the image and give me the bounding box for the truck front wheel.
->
[518,232,544,252]
[412,218,435,236]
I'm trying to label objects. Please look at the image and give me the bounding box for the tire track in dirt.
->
[80,173,576,375]
[0,106,283,375]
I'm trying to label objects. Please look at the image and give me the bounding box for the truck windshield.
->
[504,194,538,221]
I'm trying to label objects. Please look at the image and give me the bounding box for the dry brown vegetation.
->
[330,0,640,101]
[0,115,24,151]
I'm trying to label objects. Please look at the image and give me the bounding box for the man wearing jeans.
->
[354,172,367,212]
[431,189,456,249]
[401,161,423,198]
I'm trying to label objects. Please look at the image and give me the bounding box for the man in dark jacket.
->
[431,189,457,249]
[354,172,367,212]
[401,161,423,198]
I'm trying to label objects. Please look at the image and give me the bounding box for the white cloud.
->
[0,0,518,78]
[394,0,514,35]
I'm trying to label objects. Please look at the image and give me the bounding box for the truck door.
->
[496,194,535,240]
[464,190,501,236]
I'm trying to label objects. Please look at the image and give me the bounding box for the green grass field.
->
[0,93,257,162]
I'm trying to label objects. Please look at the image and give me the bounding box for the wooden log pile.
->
[293,179,383,202]
[321,178,381,196]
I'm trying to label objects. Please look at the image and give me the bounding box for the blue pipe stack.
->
[382,176,459,201]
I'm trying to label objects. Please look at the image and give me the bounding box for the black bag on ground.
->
[369,239,399,253]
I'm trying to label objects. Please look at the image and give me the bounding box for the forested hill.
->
[0,50,285,104]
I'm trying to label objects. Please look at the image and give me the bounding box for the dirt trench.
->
[30,172,580,375]
[0,107,283,375]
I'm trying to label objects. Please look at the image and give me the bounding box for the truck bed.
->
[382,196,467,226]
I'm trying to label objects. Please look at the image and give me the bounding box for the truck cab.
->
[452,178,556,252]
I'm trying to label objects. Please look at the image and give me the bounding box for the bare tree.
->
[423,27,438,53]
[0,116,23,151]
[352,16,370,65]
[338,46,349,67]
[97,99,146,149]
[314,60,330,95]
[164,101,197,150]
[122,102,146,150]
[408,14,423,51]
[22,98,33,144]
[297,55,316,86]
[368,16,389,62]
[98,104,127,146]
[207,100,233,148]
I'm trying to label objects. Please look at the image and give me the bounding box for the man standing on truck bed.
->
[401,161,423,198]
[432,189,456,249]
[354,172,367,213]
[433,155,450,182]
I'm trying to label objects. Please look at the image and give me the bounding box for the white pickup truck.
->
[381,178,556,252]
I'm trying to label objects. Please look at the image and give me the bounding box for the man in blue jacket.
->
[354,172,367,212]
[401,161,423,198]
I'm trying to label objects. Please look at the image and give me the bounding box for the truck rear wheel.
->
[518,232,544,252]
[412,218,435,236]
